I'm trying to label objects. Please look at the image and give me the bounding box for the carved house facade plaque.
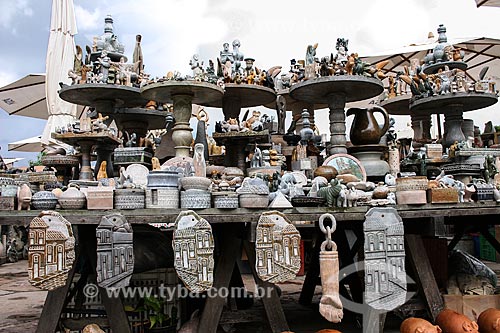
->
[364,207,406,311]
[28,211,75,291]
[255,211,301,284]
[96,213,134,289]
[173,210,214,293]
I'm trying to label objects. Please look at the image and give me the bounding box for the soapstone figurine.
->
[17,183,32,210]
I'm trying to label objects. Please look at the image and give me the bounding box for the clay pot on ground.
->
[478,308,500,333]
[316,330,342,333]
[436,309,479,333]
[346,105,389,145]
[314,165,338,182]
[400,317,442,333]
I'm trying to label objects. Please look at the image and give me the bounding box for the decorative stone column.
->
[171,94,194,158]
[328,93,347,155]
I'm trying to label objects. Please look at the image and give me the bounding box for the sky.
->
[1,0,500,166]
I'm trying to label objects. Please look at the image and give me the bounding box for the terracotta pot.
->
[478,308,500,333]
[400,317,442,333]
[315,330,342,333]
[436,309,479,333]
[314,166,338,182]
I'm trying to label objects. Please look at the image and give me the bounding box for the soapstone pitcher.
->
[346,105,389,145]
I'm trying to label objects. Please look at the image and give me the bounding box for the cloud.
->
[0,0,34,32]
[74,5,101,31]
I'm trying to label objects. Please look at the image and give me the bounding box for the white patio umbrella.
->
[0,73,85,120]
[8,135,69,152]
[41,0,79,145]
[475,0,500,7]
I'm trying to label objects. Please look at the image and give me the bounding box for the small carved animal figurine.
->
[400,317,442,333]
[317,179,343,207]
[17,183,32,210]
[436,309,479,333]
[226,118,240,131]
[96,161,108,180]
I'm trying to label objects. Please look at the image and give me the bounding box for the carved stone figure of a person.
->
[132,34,143,75]
[97,50,111,83]
[220,42,234,65]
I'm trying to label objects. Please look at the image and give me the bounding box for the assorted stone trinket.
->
[212,192,239,209]
[58,184,86,209]
[114,188,145,209]
[173,210,214,292]
[86,186,114,210]
[31,191,59,210]
[237,177,270,208]
[364,207,406,311]
[96,213,134,288]
[146,166,180,209]
[28,211,75,290]
[255,211,301,284]
[318,214,343,323]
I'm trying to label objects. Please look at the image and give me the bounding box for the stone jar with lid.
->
[58,184,86,209]
[31,191,58,210]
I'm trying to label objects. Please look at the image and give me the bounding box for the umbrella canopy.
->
[475,0,500,7]
[8,135,47,152]
[361,36,500,85]
[7,135,69,152]
[41,0,79,145]
[0,73,85,120]
[0,74,47,119]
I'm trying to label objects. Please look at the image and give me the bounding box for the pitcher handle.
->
[372,105,389,135]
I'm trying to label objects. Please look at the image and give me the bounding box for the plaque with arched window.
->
[96,213,134,289]
[255,211,301,284]
[173,210,214,293]
[28,211,75,291]
[363,207,406,311]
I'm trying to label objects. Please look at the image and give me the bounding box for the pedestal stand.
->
[141,81,224,160]
[380,95,433,147]
[212,131,270,172]
[348,144,390,181]
[289,76,383,156]
[40,155,80,185]
[410,92,497,148]
[209,83,276,120]
[59,84,149,176]
[53,133,121,181]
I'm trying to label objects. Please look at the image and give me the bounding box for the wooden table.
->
[2,202,500,333]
